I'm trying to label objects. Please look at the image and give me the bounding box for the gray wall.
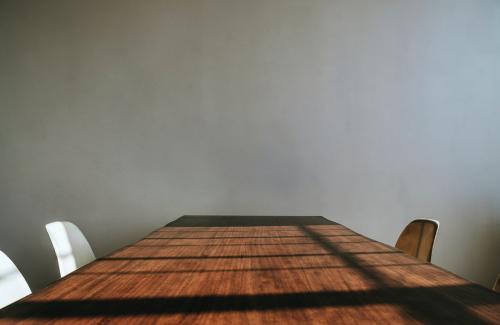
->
[1,0,499,290]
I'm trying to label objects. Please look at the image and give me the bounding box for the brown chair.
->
[395,219,439,262]
[493,275,500,293]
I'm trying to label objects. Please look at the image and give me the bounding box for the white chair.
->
[0,250,31,309]
[46,221,96,277]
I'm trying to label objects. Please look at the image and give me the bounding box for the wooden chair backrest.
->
[395,219,439,262]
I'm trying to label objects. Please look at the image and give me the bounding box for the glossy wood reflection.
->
[1,216,499,324]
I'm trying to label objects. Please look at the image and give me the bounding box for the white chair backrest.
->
[0,250,31,309]
[46,221,96,277]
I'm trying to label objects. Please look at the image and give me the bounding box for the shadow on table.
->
[1,216,498,324]
[1,284,498,324]
[166,215,336,227]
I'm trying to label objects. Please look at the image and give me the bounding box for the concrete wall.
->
[1,0,499,290]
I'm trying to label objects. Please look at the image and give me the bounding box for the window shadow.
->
[1,284,498,323]
[74,262,425,275]
[144,234,360,240]
[100,251,401,261]
[2,216,498,324]
[133,239,371,247]
[298,225,498,325]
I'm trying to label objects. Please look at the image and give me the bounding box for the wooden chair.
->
[493,275,500,293]
[395,219,439,262]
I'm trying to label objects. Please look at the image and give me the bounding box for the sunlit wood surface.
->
[1,215,499,324]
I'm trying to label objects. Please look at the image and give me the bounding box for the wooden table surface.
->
[1,215,499,324]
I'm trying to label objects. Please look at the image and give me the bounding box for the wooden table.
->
[1,215,499,324]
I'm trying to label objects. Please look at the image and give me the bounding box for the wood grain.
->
[1,215,499,324]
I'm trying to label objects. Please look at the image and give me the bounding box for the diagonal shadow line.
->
[298,225,496,325]
[100,251,401,261]
[73,262,426,275]
[298,225,391,286]
[1,284,498,322]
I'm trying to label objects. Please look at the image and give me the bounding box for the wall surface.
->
[1,0,499,290]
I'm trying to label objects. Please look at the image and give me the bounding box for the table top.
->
[1,215,499,324]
